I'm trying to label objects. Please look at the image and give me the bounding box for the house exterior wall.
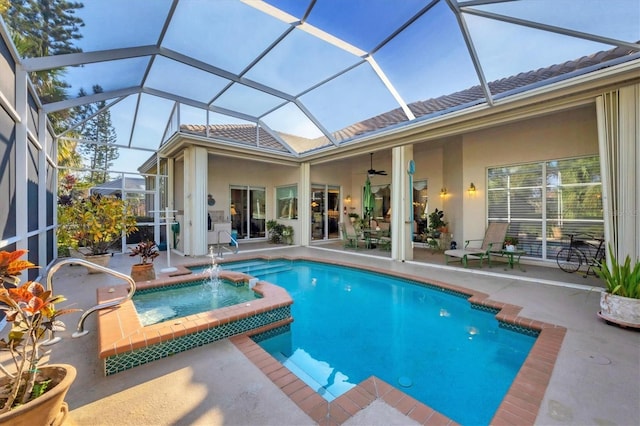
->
[170,103,600,256]
[460,105,599,245]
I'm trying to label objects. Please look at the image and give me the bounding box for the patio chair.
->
[375,222,391,250]
[444,222,509,267]
[341,222,360,249]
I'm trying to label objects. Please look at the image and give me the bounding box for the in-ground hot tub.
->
[96,269,292,375]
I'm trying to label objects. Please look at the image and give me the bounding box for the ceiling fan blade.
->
[367,153,387,176]
[367,169,387,176]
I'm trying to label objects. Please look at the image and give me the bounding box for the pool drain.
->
[398,376,412,387]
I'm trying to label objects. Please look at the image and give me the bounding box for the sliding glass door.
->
[311,184,340,240]
[230,186,266,240]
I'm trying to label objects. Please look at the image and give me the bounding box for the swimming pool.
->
[223,259,536,425]
[133,278,259,326]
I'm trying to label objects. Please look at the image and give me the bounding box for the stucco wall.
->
[460,105,599,241]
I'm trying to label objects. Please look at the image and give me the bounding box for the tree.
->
[57,139,82,178]
[1,0,85,161]
[77,85,119,184]
[2,1,83,104]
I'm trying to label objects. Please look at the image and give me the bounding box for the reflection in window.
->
[276,185,298,219]
[371,184,391,221]
[413,180,428,235]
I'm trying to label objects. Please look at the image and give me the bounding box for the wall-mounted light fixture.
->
[468,182,476,195]
[345,195,352,203]
[440,187,447,197]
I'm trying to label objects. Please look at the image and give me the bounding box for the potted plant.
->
[428,208,447,237]
[504,236,519,252]
[596,245,640,328]
[129,240,160,282]
[266,221,294,245]
[57,194,138,271]
[0,249,79,424]
[348,212,360,223]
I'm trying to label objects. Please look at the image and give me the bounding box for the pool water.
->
[133,279,258,326]
[223,259,535,425]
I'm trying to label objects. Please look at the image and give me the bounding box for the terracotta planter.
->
[83,253,111,274]
[0,364,76,426]
[599,292,640,328]
[131,263,156,282]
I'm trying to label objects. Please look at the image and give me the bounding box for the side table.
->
[500,249,526,271]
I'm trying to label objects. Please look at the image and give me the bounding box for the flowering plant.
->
[0,250,79,413]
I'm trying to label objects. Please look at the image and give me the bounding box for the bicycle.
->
[556,234,605,277]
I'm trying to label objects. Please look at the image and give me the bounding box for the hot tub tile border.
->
[104,305,292,375]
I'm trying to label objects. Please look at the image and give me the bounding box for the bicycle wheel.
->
[557,247,582,273]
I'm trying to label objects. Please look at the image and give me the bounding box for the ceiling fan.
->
[367,153,387,176]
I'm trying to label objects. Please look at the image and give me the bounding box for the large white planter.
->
[599,292,640,328]
[83,253,111,274]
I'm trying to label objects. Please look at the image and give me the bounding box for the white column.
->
[299,162,311,246]
[391,145,414,261]
[183,146,208,256]
[38,108,48,268]
[15,67,28,254]
[167,157,175,249]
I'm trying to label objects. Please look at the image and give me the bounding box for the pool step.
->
[222,261,292,277]
[272,350,355,402]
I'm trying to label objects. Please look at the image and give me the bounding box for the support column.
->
[299,162,311,246]
[15,68,28,255]
[167,157,175,249]
[391,145,414,262]
[183,146,208,256]
[38,108,48,268]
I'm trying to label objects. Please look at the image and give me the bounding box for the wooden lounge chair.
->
[444,222,509,267]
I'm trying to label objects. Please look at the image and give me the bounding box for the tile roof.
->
[181,44,639,153]
[180,124,289,152]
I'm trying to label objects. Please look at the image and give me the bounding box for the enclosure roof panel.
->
[2,0,638,172]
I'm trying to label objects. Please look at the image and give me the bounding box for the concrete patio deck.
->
[37,242,638,425]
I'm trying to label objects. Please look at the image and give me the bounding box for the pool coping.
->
[96,255,566,424]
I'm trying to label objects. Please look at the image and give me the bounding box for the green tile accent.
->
[104,305,291,375]
[250,324,291,343]
[470,303,500,314]
[499,321,540,337]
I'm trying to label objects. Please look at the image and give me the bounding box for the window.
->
[413,180,428,235]
[276,185,297,219]
[370,184,391,221]
[488,156,602,260]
